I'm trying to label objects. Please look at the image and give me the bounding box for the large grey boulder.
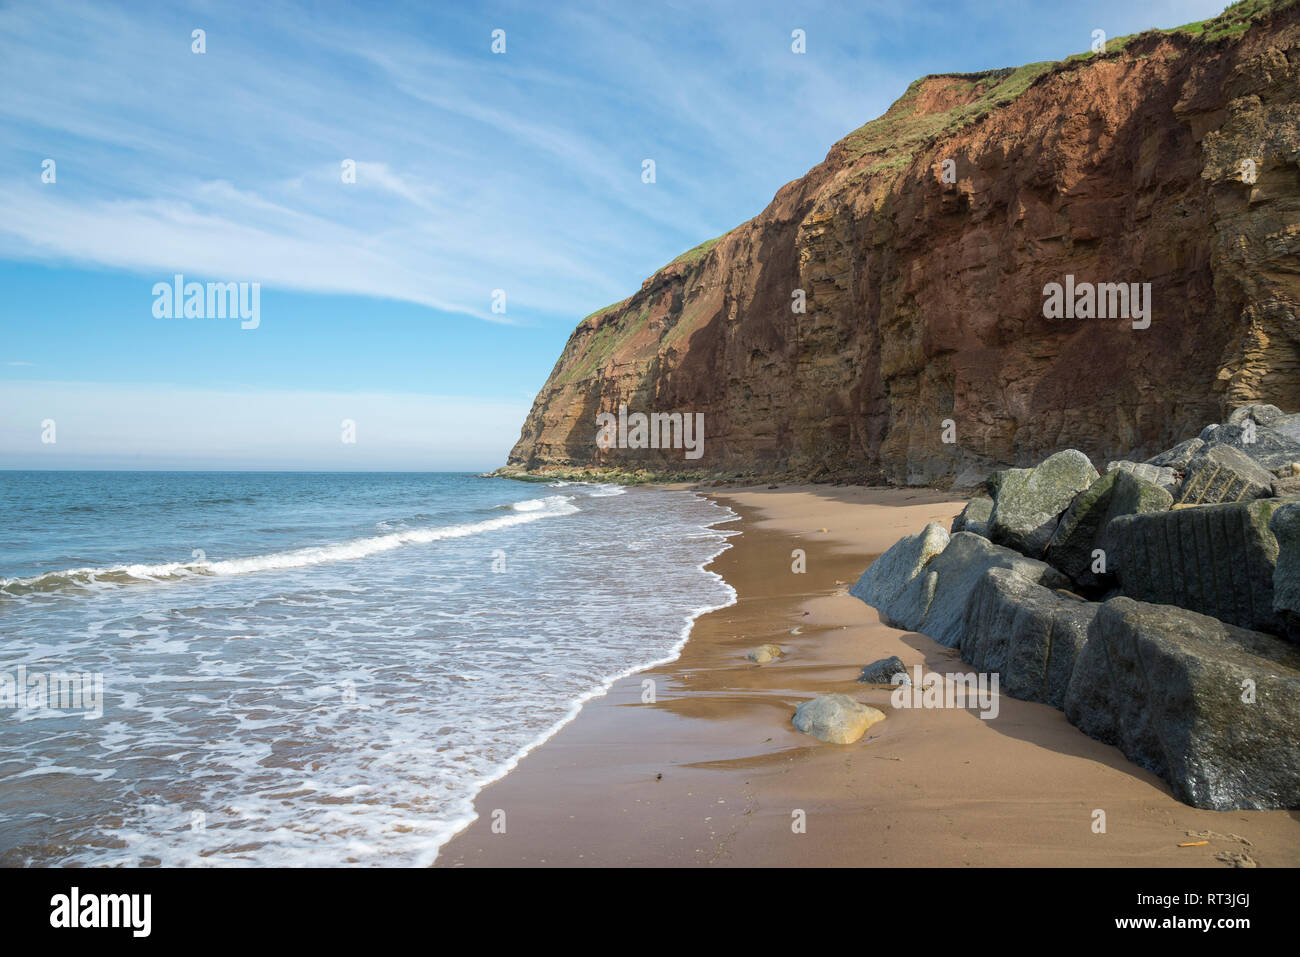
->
[1175,444,1274,505]
[1106,460,1177,495]
[1204,423,1300,474]
[852,531,1069,647]
[951,496,993,538]
[849,522,948,613]
[1063,597,1300,810]
[1227,403,1285,428]
[1272,412,1300,446]
[1146,437,1204,470]
[988,450,1100,557]
[1106,499,1288,635]
[792,694,885,744]
[1044,470,1172,587]
[961,567,1099,709]
[1270,503,1300,643]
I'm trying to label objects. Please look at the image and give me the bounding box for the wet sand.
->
[434,485,1300,867]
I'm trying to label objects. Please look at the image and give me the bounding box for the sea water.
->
[0,472,737,865]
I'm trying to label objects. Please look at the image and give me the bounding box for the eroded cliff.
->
[507,1,1300,486]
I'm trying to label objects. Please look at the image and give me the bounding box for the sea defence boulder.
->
[1271,504,1300,642]
[988,450,1099,557]
[1175,444,1275,505]
[850,522,949,614]
[1106,499,1287,635]
[1063,598,1300,811]
[792,694,885,744]
[852,531,1069,648]
[1145,437,1203,470]
[1201,423,1300,474]
[961,567,1099,709]
[951,496,992,538]
[1106,460,1177,495]
[1044,470,1173,588]
[1227,403,1285,429]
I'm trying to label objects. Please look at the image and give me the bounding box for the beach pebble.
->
[857,655,909,685]
[792,694,886,744]
[747,643,783,664]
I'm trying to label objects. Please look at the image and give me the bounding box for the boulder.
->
[1106,460,1177,494]
[1063,597,1300,810]
[988,450,1100,557]
[1106,499,1287,635]
[852,531,1070,647]
[961,567,1100,709]
[857,655,909,685]
[849,522,948,614]
[1227,403,1285,428]
[1203,423,1300,473]
[1145,437,1204,470]
[1175,444,1274,505]
[951,496,993,537]
[1045,470,1172,587]
[1270,504,1300,643]
[1271,412,1300,446]
[1273,476,1300,497]
[792,694,886,744]
[747,644,783,664]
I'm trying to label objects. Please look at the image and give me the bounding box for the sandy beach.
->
[435,485,1300,868]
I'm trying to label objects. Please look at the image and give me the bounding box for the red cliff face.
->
[507,3,1300,486]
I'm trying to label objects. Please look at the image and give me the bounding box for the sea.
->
[0,471,738,866]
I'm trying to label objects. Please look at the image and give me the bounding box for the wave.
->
[0,496,579,597]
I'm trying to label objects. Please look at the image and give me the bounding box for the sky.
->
[0,0,1228,470]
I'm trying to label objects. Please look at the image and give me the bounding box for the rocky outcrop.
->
[792,695,886,744]
[507,3,1300,485]
[1063,598,1300,811]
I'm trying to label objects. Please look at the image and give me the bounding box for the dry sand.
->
[435,485,1300,867]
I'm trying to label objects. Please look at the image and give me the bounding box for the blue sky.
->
[0,0,1227,469]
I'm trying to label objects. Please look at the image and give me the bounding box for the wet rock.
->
[988,450,1099,557]
[792,694,885,744]
[857,655,909,685]
[1063,597,1300,810]
[1175,444,1274,505]
[747,644,783,664]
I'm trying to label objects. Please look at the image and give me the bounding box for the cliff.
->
[506,0,1300,487]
